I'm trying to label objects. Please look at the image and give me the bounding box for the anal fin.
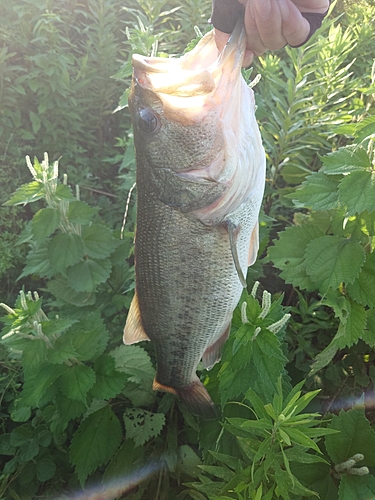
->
[202,324,231,370]
[123,291,151,345]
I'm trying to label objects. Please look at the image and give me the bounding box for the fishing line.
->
[121,181,137,239]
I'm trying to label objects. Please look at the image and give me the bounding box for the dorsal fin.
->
[123,291,151,345]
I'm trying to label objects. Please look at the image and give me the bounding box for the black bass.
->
[124,21,266,419]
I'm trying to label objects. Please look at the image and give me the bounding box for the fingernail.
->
[255,0,271,20]
[277,0,289,20]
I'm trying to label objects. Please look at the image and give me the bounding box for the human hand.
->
[213,0,330,67]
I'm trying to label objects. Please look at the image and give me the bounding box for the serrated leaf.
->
[20,363,68,407]
[82,224,117,259]
[47,277,96,306]
[67,201,98,225]
[18,242,53,279]
[70,405,122,484]
[338,475,375,500]
[4,181,44,206]
[251,330,288,403]
[320,145,371,175]
[91,354,128,399]
[22,338,47,376]
[32,208,61,243]
[65,314,108,361]
[59,364,96,402]
[347,252,375,308]
[268,225,324,290]
[48,233,85,273]
[123,408,165,447]
[305,236,365,293]
[54,393,87,426]
[333,300,366,349]
[55,184,76,201]
[219,363,252,406]
[291,462,337,500]
[66,258,112,292]
[287,173,339,210]
[339,171,375,215]
[111,345,155,384]
[326,408,375,466]
[47,334,79,364]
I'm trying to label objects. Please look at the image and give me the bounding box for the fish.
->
[123,19,266,419]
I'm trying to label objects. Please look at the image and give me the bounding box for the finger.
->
[252,0,287,51]
[278,0,310,47]
[292,0,330,13]
[243,1,267,56]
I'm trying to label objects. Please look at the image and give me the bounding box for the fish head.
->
[129,20,265,219]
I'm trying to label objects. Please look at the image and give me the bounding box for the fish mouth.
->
[131,19,246,122]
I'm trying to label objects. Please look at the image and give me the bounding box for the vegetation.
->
[1,1,375,498]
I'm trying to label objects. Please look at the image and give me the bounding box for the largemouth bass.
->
[124,20,266,419]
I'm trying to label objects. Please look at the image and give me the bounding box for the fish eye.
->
[138,108,159,133]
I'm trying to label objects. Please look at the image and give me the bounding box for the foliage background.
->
[1,0,375,499]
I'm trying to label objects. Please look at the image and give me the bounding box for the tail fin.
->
[153,378,218,420]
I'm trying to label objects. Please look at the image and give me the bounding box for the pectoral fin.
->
[123,291,151,344]
[223,220,247,288]
[248,222,259,266]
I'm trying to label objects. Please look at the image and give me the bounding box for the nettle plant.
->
[268,117,375,375]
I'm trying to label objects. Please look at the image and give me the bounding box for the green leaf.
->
[55,184,76,201]
[10,425,39,461]
[0,434,16,455]
[251,330,288,403]
[67,201,99,225]
[66,258,112,292]
[283,427,321,453]
[339,171,375,215]
[11,406,31,423]
[31,208,61,244]
[18,242,53,279]
[326,408,375,466]
[20,363,68,407]
[29,110,41,133]
[59,364,96,402]
[47,277,96,306]
[320,145,371,175]
[70,405,122,484]
[91,354,128,400]
[4,181,44,206]
[66,313,108,361]
[291,462,337,500]
[268,225,324,290]
[48,233,85,273]
[287,173,339,210]
[82,224,117,259]
[338,475,375,500]
[22,338,47,376]
[36,458,56,482]
[54,393,87,426]
[123,408,165,447]
[347,252,375,308]
[47,334,79,364]
[305,236,365,293]
[333,300,366,349]
[111,345,155,384]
